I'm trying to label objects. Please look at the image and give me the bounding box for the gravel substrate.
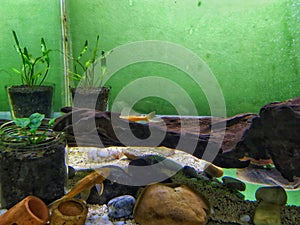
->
[68,146,216,225]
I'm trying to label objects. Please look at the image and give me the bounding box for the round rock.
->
[255,186,287,205]
[107,195,136,219]
[222,176,246,191]
[133,183,209,225]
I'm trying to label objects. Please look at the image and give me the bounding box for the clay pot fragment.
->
[49,198,88,225]
[133,183,210,225]
[0,195,49,225]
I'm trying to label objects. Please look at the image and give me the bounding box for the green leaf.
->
[77,40,88,61]
[48,118,56,126]
[28,113,45,131]
[11,68,22,75]
[14,118,30,128]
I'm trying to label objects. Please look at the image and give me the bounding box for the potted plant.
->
[69,35,111,111]
[0,112,67,209]
[7,30,53,118]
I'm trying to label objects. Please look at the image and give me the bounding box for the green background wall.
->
[0,0,65,113]
[0,0,299,117]
[67,0,300,116]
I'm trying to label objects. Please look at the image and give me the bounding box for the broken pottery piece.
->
[0,195,49,225]
[133,183,209,225]
[49,198,88,225]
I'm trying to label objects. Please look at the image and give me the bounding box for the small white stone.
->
[240,214,251,222]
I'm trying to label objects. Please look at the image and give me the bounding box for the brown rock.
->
[133,183,209,225]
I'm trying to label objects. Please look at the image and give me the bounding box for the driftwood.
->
[53,107,254,168]
[53,97,300,181]
[227,97,300,181]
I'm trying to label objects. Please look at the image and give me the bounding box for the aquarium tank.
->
[0,0,299,224]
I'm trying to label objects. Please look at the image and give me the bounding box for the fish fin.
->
[80,189,91,201]
[146,111,156,120]
[95,183,105,195]
[120,107,139,116]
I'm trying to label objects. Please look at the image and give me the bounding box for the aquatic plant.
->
[69,35,111,89]
[0,112,56,145]
[11,30,51,86]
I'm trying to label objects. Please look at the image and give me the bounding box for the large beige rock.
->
[133,183,209,225]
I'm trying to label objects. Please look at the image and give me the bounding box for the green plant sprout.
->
[0,113,56,145]
[69,35,111,89]
[12,30,51,86]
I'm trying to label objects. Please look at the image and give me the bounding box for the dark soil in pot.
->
[0,134,67,209]
[71,87,110,111]
[7,85,53,118]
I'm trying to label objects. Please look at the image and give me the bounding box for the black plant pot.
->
[71,87,110,111]
[0,130,67,209]
[7,85,54,118]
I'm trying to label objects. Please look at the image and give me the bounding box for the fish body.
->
[120,111,156,122]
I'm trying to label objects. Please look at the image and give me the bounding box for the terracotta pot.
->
[49,198,88,225]
[0,195,49,225]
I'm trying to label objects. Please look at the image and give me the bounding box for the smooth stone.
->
[254,202,281,225]
[222,176,246,191]
[240,214,251,223]
[204,163,224,178]
[255,186,287,205]
[133,183,209,225]
[108,195,136,219]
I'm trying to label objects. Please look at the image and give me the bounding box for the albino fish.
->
[236,166,300,190]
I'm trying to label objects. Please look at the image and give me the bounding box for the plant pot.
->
[70,87,110,111]
[0,195,49,225]
[49,198,88,225]
[7,85,54,118]
[0,128,67,209]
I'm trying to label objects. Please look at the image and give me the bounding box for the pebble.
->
[108,195,136,219]
[204,163,224,178]
[255,186,287,205]
[94,215,113,225]
[222,176,246,191]
[240,214,251,222]
[114,222,125,225]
